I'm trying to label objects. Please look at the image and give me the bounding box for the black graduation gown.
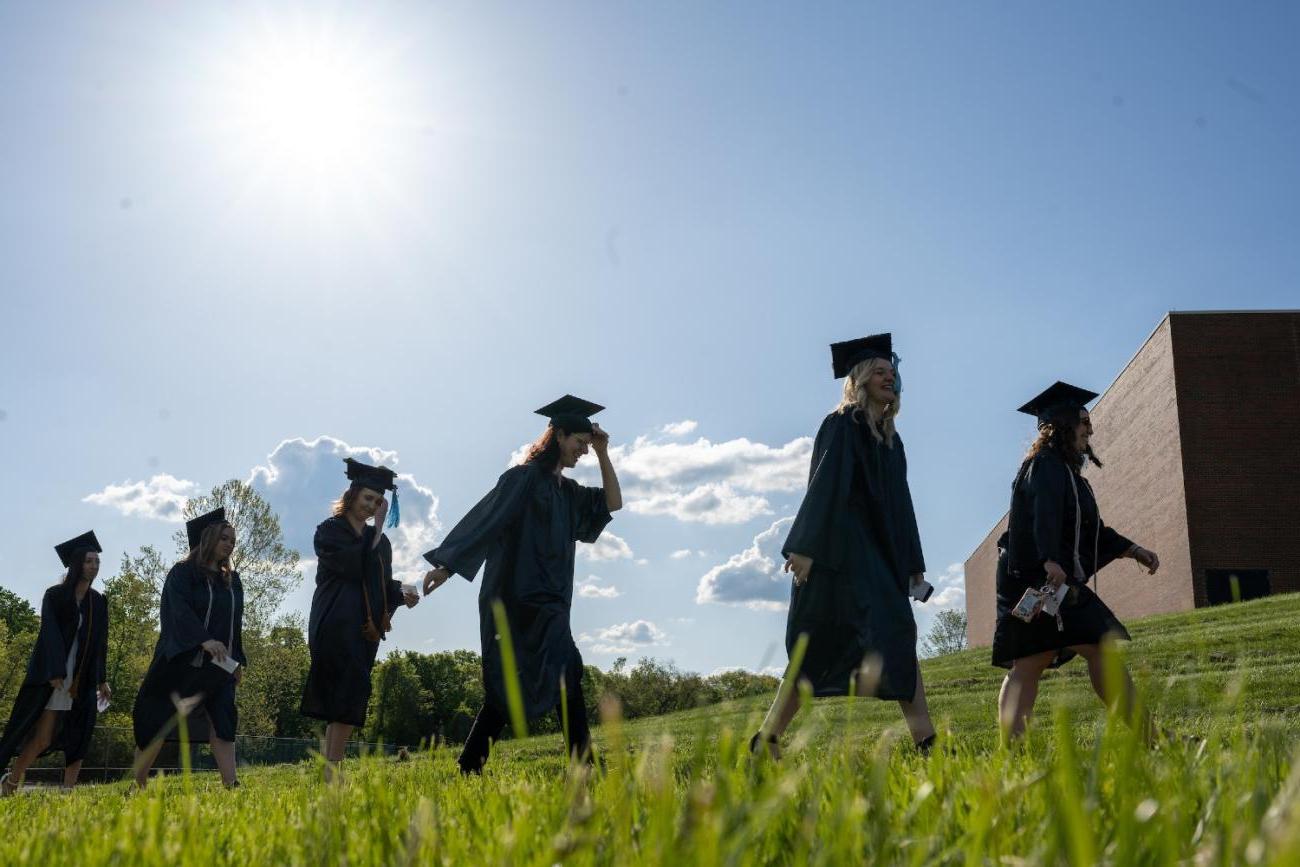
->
[132,562,245,748]
[425,463,612,719]
[0,586,108,767]
[991,449,1134,668]
[300,518,406,727]
[782,411,926,700]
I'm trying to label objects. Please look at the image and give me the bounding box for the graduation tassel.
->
[891,352,903,395]
[387,487,401,528]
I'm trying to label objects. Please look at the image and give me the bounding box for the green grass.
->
[5,594,1300,865]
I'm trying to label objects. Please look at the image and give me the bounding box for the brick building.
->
[964,311,1300,648]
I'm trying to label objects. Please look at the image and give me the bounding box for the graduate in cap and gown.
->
[300,458,419,777]
[992,382,1161,738]
[753,334,940,757]
[422,395,622,774]
[0,532,110,794]
[131,508,246,788]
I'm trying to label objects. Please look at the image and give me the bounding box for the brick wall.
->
[1171,312,1300,604]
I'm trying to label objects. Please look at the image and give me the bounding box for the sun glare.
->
[204,20,421,198]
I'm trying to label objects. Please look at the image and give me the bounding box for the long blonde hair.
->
[835,356,900,446]
[184,521,234,586]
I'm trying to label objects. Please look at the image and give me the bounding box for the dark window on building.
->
[1205,569,1271,605]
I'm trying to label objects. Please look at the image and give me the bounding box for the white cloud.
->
[580,619,668,654]
[576,575,621,599]
[696,517,795,611]
[83,474,200,521]
[571,429,813,525]
[577,530,633,562]
[660,420,698,437]
[248,436,441,585]
[927,563,966,611]
[670,549,694,560]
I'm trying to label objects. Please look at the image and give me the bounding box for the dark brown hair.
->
[184,521,235,585]
[522,425,562,471]
[1024,407,1103,470]
[59,549,97,588]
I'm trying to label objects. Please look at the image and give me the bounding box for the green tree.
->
[173,479,301,636]
[366,653,432,747]
[921,608,968,658]
[99,547,168,726]
[240,614,313,738]
[0,586,39,635]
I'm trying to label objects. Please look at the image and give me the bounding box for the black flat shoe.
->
[749,732,781,760]
[914,734,937,756]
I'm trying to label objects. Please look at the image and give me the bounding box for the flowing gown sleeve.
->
[1096,522,1135,571]
[423,464,537,581]
[1026,454,1068,566]
[94,591,109,685]
[314,518,370,581]
[380,535,406,615]
[231,573,247,666]
[29,588,70,685]
[569,481,613,543]
[895,437,927,575]
[781,414,853,572]
[158,563,213,662]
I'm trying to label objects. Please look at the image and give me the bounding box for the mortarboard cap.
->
[55,530,102,568]
[535,395,604,435]
[186,508,228,551]
[343,458,401,528]
[1017,381,1100,423]
[830,333,893,380]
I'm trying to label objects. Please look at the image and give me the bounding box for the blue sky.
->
[2,2,1297,675]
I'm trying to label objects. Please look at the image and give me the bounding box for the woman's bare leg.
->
[898,662,936,744]
[62,760,83,789]
[998,650,1057,739]
[322,722,354,780]
[208,734,237,787]
[1069,642,1151,740]
[8,710,58,784]
[133,741,165,788]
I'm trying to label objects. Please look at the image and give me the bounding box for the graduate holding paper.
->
[992,382,1161,738]
[0,532,110,795]
[131,508,246,788]
[753,334,939,757]
[423,395,622,774]
[300,458,418,777]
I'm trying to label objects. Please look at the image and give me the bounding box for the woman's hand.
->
[1131,546,1160,575]
[97,683,112,703]
[372,499,389,541]
[403,587,420,608]
[591,423,610,456]
[784,553,814,587]
[50,678,64,691]
[233,667,243,686]
[1043,560,1069,588]
[202,639,229,662]
[423,567,451,596]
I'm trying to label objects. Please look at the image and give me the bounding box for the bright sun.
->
[205,21,419,195]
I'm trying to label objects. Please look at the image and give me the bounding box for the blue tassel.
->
[387,488,401,528]
[891,352,903,395]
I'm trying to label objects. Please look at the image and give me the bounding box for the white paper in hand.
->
[210,655,241,675]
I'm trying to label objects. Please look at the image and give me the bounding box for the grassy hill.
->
[4,594,1300,865]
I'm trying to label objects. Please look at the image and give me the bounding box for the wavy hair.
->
[1024,407,1102,470]
[183,520,235,585]
[521,425,562,471]
[834,356,899,446]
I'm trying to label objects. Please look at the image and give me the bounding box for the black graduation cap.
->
[343,458,401,527]
[535,394,604,435]
[344,458,398,493]
[1017,381,1100,423]
[55,530,102,568]
[830,333,893,380]
[186,507,228,551]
